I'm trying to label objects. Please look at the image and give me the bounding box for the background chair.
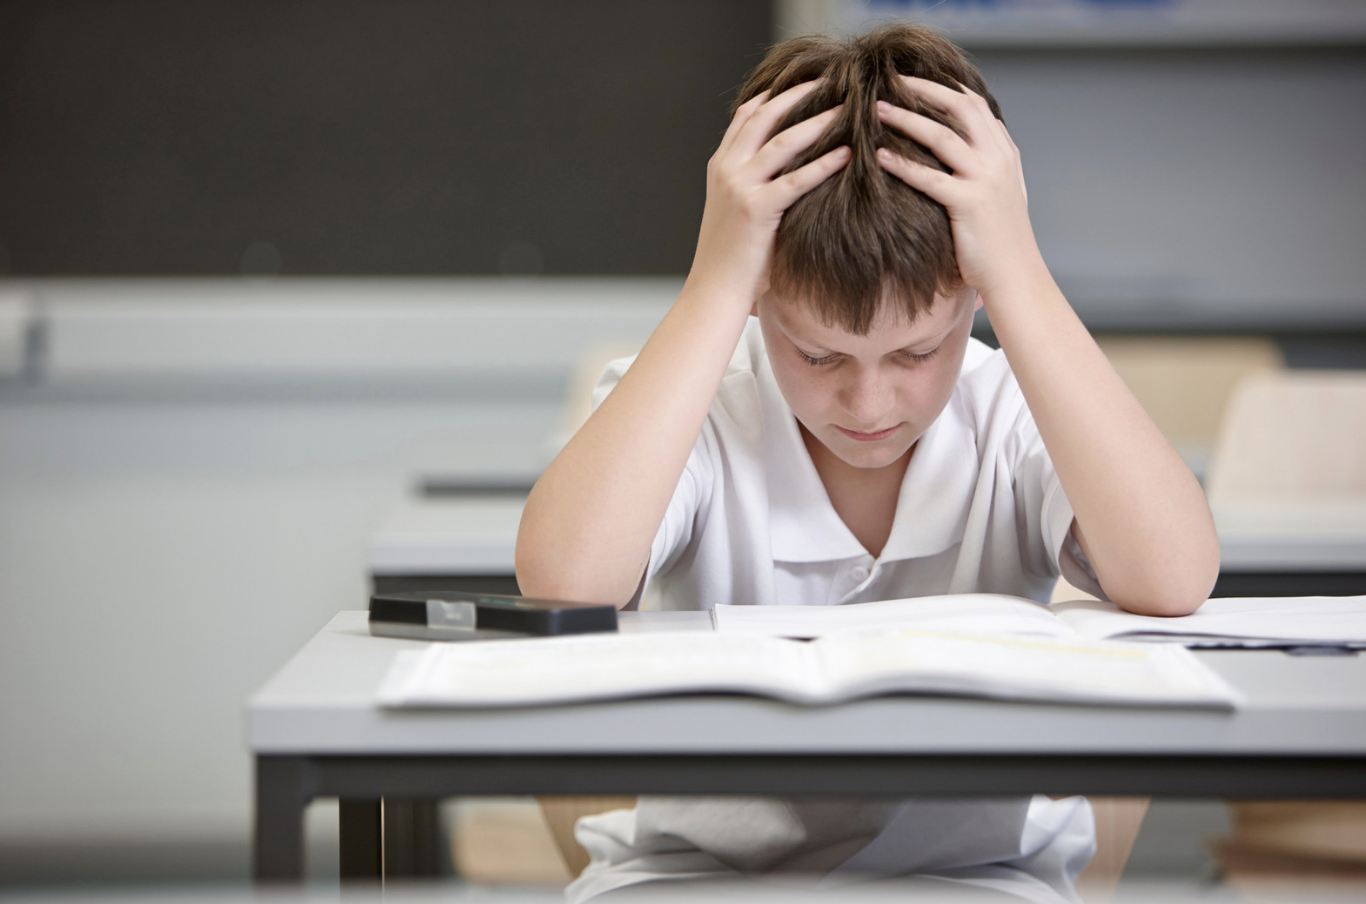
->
[1094,335,1284,480]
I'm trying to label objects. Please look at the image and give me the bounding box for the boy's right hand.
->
[689,82,850,307]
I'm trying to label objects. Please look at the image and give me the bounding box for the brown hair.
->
[734,24,1002,333]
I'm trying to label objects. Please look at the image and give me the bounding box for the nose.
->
[840,365,895,428]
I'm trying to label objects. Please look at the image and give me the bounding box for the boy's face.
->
[756,288,979,471]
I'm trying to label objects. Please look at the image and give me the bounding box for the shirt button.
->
[850,566,870,581]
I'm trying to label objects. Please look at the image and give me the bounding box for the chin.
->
[833,440,912,470]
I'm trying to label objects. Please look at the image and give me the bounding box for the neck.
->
[800,424,912,558]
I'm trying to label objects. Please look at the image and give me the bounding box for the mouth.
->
[836,424,900,442]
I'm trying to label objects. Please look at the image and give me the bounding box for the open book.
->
[377,627,1240,711]
[712,594,1366,648]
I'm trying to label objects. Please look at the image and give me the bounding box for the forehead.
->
[771,289,971,347]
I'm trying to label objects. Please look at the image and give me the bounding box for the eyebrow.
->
[776,300,963,354]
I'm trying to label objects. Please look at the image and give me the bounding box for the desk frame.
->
[253,751,1366,881]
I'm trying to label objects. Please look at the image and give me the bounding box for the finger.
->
[897,76,973,116]
[999,119,1019,154]
[716,90,769,158]
[733,79,822,158]
[747,104,844,181]
[999,121,1028,203]
[898,76,997,144]
[876,147,961,207]
[763,145,852,210]
[877,100,975,175]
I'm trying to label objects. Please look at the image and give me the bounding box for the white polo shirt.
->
[592,317,1104,612]
[579,320,1102,902]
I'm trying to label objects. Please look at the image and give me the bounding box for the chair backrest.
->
[1096,335,1283,476]
[1206,370,1366,504]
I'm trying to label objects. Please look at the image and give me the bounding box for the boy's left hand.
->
[875,76,1040,301]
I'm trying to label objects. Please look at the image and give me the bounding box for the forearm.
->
[983,257,1220,616]
[516,278,751,606]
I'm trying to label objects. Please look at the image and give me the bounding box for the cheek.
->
[771,359,833,417]
[917,348,970,413]
[889,359,961,423]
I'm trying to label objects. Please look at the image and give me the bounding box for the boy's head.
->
[735,24,1002,334]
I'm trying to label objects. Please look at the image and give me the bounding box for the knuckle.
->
[738,194,767,221]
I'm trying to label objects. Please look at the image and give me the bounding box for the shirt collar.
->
[878,394,978,562]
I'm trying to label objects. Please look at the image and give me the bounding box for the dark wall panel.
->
[0,0,771,275]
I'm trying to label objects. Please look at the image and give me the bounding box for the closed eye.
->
[797,349,838,366]
[900,346,941,363]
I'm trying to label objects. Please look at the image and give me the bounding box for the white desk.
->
[248,611,1366,881]
[367,494,1366,596]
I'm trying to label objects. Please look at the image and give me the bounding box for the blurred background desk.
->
[370,493,527,597]
[367,492,1366,600]
[1214,509,1366,597]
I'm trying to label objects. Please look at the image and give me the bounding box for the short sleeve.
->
[591,358,715,608]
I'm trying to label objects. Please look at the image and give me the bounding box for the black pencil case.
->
[369,590,618,641]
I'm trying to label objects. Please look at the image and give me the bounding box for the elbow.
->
[1114,586,1207,618]
[514,530,565,602]
[514,489,583,602]
[1106,540,1221,618]
[514,516,558,601]
[515,528,639,610]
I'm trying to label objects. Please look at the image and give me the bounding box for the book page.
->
[713,594,1075,640]
[1051,596,1366,647]
[811,631,1239,708]
[377,632,825,707]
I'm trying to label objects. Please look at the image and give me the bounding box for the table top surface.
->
[367,494,1366,575]
[247,610,1366,757]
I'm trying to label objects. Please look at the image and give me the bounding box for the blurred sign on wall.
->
[782,0,1366,46]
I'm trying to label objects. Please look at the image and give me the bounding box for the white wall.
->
[0,279,671,847]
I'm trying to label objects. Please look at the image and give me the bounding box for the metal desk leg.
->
[254,756,311,882]
[340,798,441,880]
[340,800,382,880]
[383,799,442,877]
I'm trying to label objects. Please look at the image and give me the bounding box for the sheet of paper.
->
[713,594,1073,640]
[1051,596,1366,646]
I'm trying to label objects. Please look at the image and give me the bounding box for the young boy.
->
[517,24,1219,902]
